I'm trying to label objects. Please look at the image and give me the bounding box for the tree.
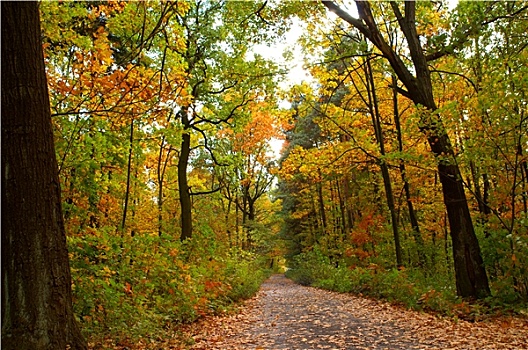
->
[322,0,491,299]
[447,1,528,296]
[1,2,87,349]
[173,0,284,241]
[216,100,279,249]
[42,1,191,239]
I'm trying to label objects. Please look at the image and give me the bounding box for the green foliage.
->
[478,223,528,304]
[286,255,456,314]
[69,226,271,344]
[224,250,271,301]
[285,247,528,317]
[285,247,333,286]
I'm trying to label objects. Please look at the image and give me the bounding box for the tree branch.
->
[190,187,221,196]
[321,1,372,40]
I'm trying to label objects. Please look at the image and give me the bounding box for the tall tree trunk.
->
[336,179,347,235]
[157,140,172,237]
[1,2,87,349]
[317,168,327,236]
[471,38,492,221]
[226,199,232,247]
[342,174,355,230]
[120,118,134,235]
[322,0,491,298]
[392,75,425,266]
[311,193,321,245]
[235,192,240,248]
[365,57,403,267]
[246,197,256,250]
[178,119,192,241]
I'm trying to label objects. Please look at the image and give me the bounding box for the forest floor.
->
[114,275,528,350]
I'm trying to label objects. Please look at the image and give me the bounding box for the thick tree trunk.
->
[178,128,193,241]
[1,2,87,349]
[408,75,490,298]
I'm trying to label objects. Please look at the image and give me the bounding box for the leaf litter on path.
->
[185,275,527,350]
[116,274,527,349]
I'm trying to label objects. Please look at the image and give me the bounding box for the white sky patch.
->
[252,19,312,88]
[448,0,459,10]
[268,137,285,160]
[251,19,311,160]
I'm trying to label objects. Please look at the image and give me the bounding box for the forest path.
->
[183,274,527,350]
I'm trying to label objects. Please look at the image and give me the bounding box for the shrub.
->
[69,226,271,344]
[225,250,271,301]
[285,248,461,315]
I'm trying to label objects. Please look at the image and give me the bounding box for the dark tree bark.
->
[1,2,87,349]
[120,118,134,235]
[322,0,491,298]
[178,111,193,241]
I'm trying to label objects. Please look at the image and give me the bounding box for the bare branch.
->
[190,187,221,196]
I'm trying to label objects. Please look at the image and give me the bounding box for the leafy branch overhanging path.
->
[180,275,527,350]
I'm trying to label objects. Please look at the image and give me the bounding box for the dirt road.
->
[185,275,527,349]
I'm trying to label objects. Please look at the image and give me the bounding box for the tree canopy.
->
[2,0,527,347]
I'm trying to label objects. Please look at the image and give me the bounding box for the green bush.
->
[286,247,334,286]
[285,248,460,314]
[478,223,528,304]
[225,251,271,300]
[68,226,271,344]
[286,245,528,318]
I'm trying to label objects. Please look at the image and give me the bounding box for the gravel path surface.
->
[187,275,528,350]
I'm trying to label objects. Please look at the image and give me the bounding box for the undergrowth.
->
[68,226,271,345]
[285,248,528,321]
